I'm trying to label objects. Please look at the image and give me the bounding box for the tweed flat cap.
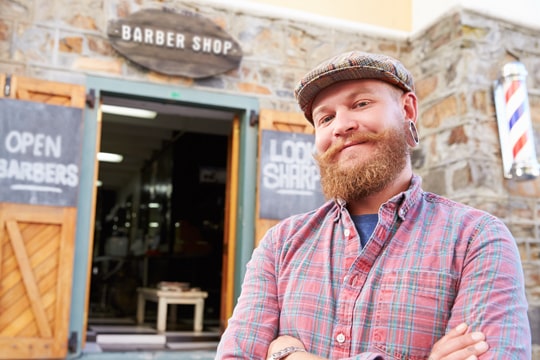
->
[294,51,415,123]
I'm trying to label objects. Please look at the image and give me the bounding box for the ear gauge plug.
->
[408,120,419,147]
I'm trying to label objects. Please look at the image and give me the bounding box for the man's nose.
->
[332,111,358,136]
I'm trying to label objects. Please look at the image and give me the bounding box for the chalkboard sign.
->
[0,98,83,207]
[259,130,325,219]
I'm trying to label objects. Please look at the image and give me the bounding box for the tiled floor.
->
[83,317,220,356]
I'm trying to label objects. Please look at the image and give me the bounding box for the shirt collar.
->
[331,174,423,221]
[385,174,423,220]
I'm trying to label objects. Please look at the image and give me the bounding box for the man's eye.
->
[320,115,334,124]
[354,101,369,108]
[314,114,333,126]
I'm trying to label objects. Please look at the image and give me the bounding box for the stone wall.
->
[407,9,540,356]
[1,0,539,356]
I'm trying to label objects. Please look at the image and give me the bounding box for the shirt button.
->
[336,333,346,343]
[344,229,350,237]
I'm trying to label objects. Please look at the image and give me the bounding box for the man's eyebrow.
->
[315,89,375,108]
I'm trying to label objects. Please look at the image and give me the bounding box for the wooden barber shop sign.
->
[107,8,244,78]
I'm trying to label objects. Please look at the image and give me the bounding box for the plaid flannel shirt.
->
[216,175,530,359]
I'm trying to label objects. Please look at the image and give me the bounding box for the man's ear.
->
[402,92,418,124]
[402,92,419,147]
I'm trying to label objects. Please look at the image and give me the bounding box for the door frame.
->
[68,75,259,357]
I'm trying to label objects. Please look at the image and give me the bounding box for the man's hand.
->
[267,336,326,360]
[268,323,488,360]
[267,335,305,357]
[429,323,489,360]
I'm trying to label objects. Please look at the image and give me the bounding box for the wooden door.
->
[220,110,314,326]
[220,114,240,330]
[255,109,314,245]
[0,75,87,359]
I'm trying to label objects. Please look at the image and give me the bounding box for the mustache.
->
[317,131,387,161]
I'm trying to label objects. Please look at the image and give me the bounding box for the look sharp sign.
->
[259,130,325,219]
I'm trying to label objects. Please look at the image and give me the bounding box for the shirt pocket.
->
[372,270,457,360]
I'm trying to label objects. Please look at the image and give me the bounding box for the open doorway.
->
[87,93,233,346]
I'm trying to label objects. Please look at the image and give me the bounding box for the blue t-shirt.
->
[351,214,378,248]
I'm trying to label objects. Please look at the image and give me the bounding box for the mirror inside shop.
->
[88,96,232,332]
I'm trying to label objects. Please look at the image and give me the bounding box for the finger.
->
[446,323,468,339]
[433,323,468,350]
[430,325,487,360]
[444,331,486,353]
[444,340,489,360]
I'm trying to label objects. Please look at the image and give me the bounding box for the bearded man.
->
[215,51,531,360]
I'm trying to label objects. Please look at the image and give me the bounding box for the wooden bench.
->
[136,287,208,332]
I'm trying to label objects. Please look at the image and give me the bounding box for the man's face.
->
[311,79,413,202]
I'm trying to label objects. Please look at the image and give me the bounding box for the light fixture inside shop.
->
[97,152,124,163]
[101,104,157,119]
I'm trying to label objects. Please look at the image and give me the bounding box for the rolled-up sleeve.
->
[215,229,280,359]
[449,215,531,358]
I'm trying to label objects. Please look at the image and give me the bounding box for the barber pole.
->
[494,61,539,180]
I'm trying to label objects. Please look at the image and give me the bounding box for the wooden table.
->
[136,287,208,332]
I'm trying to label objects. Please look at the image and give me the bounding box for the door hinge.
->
[68,331,78,353]
[86,89,95,109]
[3,74,11,97]
[249,109,259,126]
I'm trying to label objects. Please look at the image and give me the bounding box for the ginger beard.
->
[314,124,410,202]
